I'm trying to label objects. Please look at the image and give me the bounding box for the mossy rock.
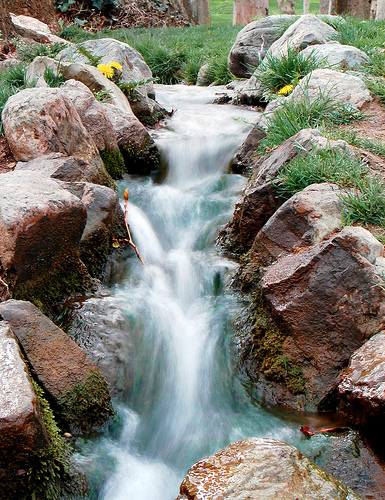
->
[100,146,125,180]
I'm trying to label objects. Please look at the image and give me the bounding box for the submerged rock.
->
[177,437,362,499]
[0,300,114,435]
[0,320,48,495]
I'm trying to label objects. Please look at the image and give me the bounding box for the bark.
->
[0,0,15,38]
[319,0,329,13]
[334,0,371,17]
[303,0,310,13]
[233,0,268,24]
[375,0,385,18]
[4,0,58,31]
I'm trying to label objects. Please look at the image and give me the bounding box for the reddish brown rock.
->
[0,300,114,435]
[177,437,362,500]
[217,129,321,256]
[0,170,88,306]
[338,332,385,431]
[250,183,344,266]
[260,226,385,410]
[0,320,48,496]
[2,87,113,188]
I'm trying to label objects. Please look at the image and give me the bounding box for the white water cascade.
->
[70,85,364,500]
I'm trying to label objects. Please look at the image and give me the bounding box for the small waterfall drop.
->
[70,85,344,500]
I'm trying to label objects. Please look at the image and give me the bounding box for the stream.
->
[68,84,381,499]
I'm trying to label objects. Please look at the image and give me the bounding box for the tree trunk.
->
[4,0,58,31]
[319,0,329,12]
[375,0,385,17]
[303,0,310,13]
[0,0,15,39]
[233,0,269,25]
[335,0,371,17]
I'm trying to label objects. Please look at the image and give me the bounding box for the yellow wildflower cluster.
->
[277,84,294,96]
[97,62,123,80]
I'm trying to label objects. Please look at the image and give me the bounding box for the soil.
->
[0,136,15,173]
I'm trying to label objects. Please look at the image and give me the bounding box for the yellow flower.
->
[97,63,114,79]
[109,61,122,70]
[278,84,294,96]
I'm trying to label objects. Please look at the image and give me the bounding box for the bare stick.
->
[123,189,146,266]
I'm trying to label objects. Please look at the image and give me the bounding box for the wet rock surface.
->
[261,227,385,410]
[176,437,362,499]
[0,300,113,435]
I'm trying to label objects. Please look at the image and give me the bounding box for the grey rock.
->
[301,41,370,69]
[267,14,337,57]
[10,13,68,44]
[56,38,154,98]
[228,15,295,78]
[0,320,48,493]
[177,437,362,499]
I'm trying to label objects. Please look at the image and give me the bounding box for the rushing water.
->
[70,85,380,499]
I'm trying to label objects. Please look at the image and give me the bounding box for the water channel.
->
[69,84,379,499]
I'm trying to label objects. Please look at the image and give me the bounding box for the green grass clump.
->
[330,16,385,52]
[0,63,29,134]
[260,88,364,151]
[254,45,321,99]
[364,76,385,103]
[342,177,385,228]
[274,148,369,199]
[16,41,66,63]
[326,128,385,158]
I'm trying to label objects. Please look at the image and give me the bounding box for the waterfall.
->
[69,85,337,499]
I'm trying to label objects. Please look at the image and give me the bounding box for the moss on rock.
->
[100,146,125,180]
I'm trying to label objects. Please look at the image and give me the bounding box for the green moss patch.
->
[100,146,125,180]
[57,370,114,434]
[243,291,305,395]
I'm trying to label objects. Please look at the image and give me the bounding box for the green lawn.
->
[210,0,321,24]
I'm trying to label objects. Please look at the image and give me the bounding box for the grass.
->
[274,148,369,199]
[259,87,364,151]
[363,76,385,103]
[254,45,321,99]
[342,177,385,228]
[326,128,385,158]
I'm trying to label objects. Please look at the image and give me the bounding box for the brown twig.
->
[123,188,146,267]
[300,425,350,437]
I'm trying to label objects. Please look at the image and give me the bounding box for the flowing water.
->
[70,85,380,499]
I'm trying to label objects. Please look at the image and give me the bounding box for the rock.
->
[0,300,114,435]
[2,87,113,188]
[266,69,372,114]
[230,126,266,174]
[301,41,370,69]
[260,226,385,410]
[217,128,322,256]
[56,38,155,98]
[10,13,67,44]
[15,153,94,183]
[196,63,210,86]
[177,437,362,500]
[0,170,89,310]
[127,88,168,126]
[251,183,344,266]
[228,15,295,78]
[103,103,160,175]
[238,75,265,105]
[267,14,337,58]
[0,320,48,496]
[338,332,385,431]
[60,181,126,279]
[61,80,125,179]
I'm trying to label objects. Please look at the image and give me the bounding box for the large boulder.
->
[60,181,126,278]
[338,332,385,431]
[177,437,362,500]
[10,13,65,43]
[0,300,114,435]
[217,129,322,256]
[260,226,385,410]
[61,79,125,179]
[267,14,337,58]
[103,102,160,175]
[230,126,266,174]
[2,87,113,188]
[265,69,372,116]
[56,38,154,98]
[0,320,48,496]
[301,41,370,69]
[0,170,89,310]
[228,15,294,78]
[250,183,344,266]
